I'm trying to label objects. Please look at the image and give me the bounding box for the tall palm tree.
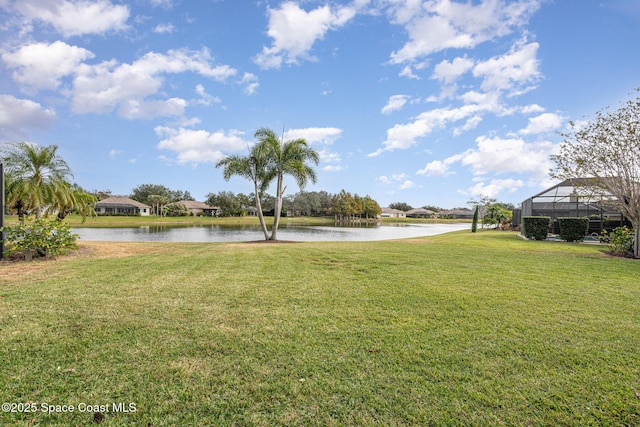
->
[1,142,73,223]
[255,127,319,240]
[216,142,272,240]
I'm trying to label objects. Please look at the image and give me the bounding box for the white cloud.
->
[0,94,56,138]
[71,48,237,118]
[521,103,545,114]
[14,0,130,37]
[473,41,541,94]
[194,84,221,106]
[253,1,359,69]
[239,72,259,96]
[155,126,251,164]
[284,127,343,145]
[418,135,556,179]
[322,164,343,172]
[399,180,416,190]
[370,94,503,156]
[153,23,175,34]
[463,178,525,199]
[518,112,563,135]
[432,56,474,84]
[377,175,392,184]
[388,0,540,64]
[108,149,122,159]
[381,94,410,114]
[2,41,94,90]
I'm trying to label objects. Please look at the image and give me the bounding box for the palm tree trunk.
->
[269,174,284,240]
[254,183,269,240]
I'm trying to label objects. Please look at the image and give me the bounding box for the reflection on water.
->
[73,223,469,243]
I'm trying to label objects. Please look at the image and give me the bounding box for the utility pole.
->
[1,161,4,260]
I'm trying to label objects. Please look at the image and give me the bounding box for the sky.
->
[1,0,639,209]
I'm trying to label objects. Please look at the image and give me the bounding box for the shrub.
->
[522,216,550,240]
[1,219,79,260]
[600,226,634,255]
[557,217,589,242]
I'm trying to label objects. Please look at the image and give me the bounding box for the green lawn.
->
[1,231,638,426]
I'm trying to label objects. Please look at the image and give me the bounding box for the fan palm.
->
[2,142,74,223]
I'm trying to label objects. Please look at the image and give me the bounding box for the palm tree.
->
[255,127,319,240]
[1,142,74,223]
[216,142,272,240]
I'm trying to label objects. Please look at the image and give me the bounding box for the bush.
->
[1,219,79,260]
[522,216,550,240]
[600,226,634,255]
[557,217,589,242]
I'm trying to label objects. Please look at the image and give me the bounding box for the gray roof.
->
[95,196,151,208]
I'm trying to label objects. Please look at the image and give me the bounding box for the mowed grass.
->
[0,231,639,426]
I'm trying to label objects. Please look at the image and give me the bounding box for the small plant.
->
[1,219,79,260]
[600,226,634,255]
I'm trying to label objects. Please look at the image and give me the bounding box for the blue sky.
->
[1,0,639,209]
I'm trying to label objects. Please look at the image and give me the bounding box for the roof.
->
[406,208,436,215]
[381,207,405,214]
[95,196,150,208]
[172,200,217,210]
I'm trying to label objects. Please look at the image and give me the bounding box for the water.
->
[73,223,470,243]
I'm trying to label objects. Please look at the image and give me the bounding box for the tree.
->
[471,205,479,233]
[216,141,272,239]
[255,127,319,240]
[389,202,412,211]
[1,142,75,222]
[551,90,640,258]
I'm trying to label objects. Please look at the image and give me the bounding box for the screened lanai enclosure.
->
[513,179,631,235]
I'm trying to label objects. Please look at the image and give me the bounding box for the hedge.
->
[522,216,550,240]
[558,217,589,242]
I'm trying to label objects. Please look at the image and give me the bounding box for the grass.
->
[0,231,639,426]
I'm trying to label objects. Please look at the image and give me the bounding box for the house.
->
[95,196,151,216]
[405,208,436,218]
[514,178,629,233]
[172,200,219,216]
[438,209,475,219]
[380,207,406,218]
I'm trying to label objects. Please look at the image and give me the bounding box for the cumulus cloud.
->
[284,127,343,145]
[71,48,237,118]
[432,56,474,84]
[381,94,410,114]
[155,126,251,164]
[2,41,94,90]
[253,1,360,69]
[388,0,541,64]
[463,178,525,198]
[0,94,56,138]
[518,112,563,135]
[13,0,130,37]
[417,135,557,178]
[472,40,541,94]
[369,92,504,157]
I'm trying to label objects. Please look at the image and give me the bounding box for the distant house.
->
[405,208,436,218]
[380,207,406,218]
[439,209,474,219]
[95,196,151,216]
[172,200,219,216]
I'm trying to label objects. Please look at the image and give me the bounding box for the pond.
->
[73,223,470,243]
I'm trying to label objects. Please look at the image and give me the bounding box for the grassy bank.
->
[1,231,638,426]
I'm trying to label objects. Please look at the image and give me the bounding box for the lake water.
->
[73,223,470,243]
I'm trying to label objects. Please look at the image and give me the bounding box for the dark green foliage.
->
[471,205,479,233]
[522,216,550,240]
[1,219,78,259]
[557,217,589,242]
[600,226,635,255]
